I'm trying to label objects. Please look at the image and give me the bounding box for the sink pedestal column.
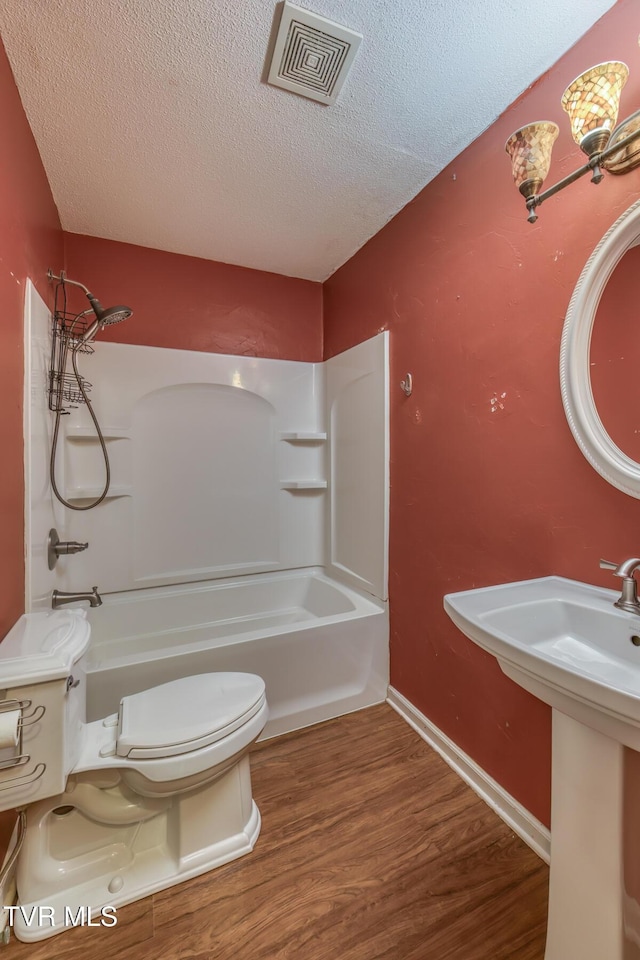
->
[546,710,625,960]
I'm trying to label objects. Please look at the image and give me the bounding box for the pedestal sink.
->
[444,575,640,960]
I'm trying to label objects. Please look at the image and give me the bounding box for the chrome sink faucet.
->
[52,586,102,609]
[600,558,640,614]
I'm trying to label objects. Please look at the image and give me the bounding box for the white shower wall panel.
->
[325,334,389,601]
[31,340,326,599]
[132,383,279,581]
[25,280,388,609]
[24,281,68,608]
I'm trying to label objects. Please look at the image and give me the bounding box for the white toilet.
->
[0,609,268,942]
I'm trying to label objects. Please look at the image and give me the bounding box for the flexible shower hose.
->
[50,337,112,511]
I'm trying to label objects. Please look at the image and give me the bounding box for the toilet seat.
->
[117,673,266,759]
[73,672,268,790]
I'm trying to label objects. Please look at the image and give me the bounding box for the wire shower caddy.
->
[48,310,94,413]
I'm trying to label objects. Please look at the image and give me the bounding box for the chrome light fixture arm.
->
[525,124,640,223]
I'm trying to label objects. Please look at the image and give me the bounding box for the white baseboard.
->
[387,686,550,864]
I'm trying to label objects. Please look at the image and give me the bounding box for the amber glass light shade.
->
[505,122,559,198]
[561,61,629,153]
[602,39,640,175]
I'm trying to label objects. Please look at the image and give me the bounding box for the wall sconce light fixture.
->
[505,49,640,223]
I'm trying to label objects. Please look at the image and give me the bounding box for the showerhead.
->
[86,296,133,326]
[76,299,133,345]
[48,270,133,345]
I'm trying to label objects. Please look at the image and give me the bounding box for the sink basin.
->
[444,575,640,750]
[444,574,640,960]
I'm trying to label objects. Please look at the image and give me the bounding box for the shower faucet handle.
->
[47,528,89,570]
[56,540,89,555]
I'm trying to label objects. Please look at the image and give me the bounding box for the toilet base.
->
[13,756,260,942]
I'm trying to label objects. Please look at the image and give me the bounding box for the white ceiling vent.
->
[268,2,362,105]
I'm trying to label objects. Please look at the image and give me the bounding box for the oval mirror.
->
[561,197,640,498]
[590,240,640,463]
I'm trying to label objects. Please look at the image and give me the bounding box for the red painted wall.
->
[324,0,640,825]
[0,38,62,638]
[63,234,322,361]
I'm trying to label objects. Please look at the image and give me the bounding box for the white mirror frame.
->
[560,197,640,498]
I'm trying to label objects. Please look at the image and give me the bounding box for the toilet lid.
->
[116,673,266,759]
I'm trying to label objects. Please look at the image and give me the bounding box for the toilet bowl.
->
[0,610,268,942]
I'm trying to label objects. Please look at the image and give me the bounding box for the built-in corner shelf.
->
[65,426,131,442]
[280,432,327,442]
[280,480,328,490]
[66,485,133,502]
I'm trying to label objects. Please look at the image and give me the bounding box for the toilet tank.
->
[0,610,90,810]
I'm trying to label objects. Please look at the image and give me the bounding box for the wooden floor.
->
[4,704,549,959]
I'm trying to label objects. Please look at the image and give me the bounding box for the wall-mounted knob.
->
[47,528,89,570]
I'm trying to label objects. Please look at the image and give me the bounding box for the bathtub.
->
[84,568,389,738]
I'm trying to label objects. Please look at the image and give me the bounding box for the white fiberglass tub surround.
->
[25,288,389,738]
[85,568,388,739]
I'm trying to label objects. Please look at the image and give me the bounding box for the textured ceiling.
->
[0,0,617,281]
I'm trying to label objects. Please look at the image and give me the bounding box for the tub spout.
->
[52,586,102,609]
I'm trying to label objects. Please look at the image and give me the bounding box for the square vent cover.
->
[268,2,362,105]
